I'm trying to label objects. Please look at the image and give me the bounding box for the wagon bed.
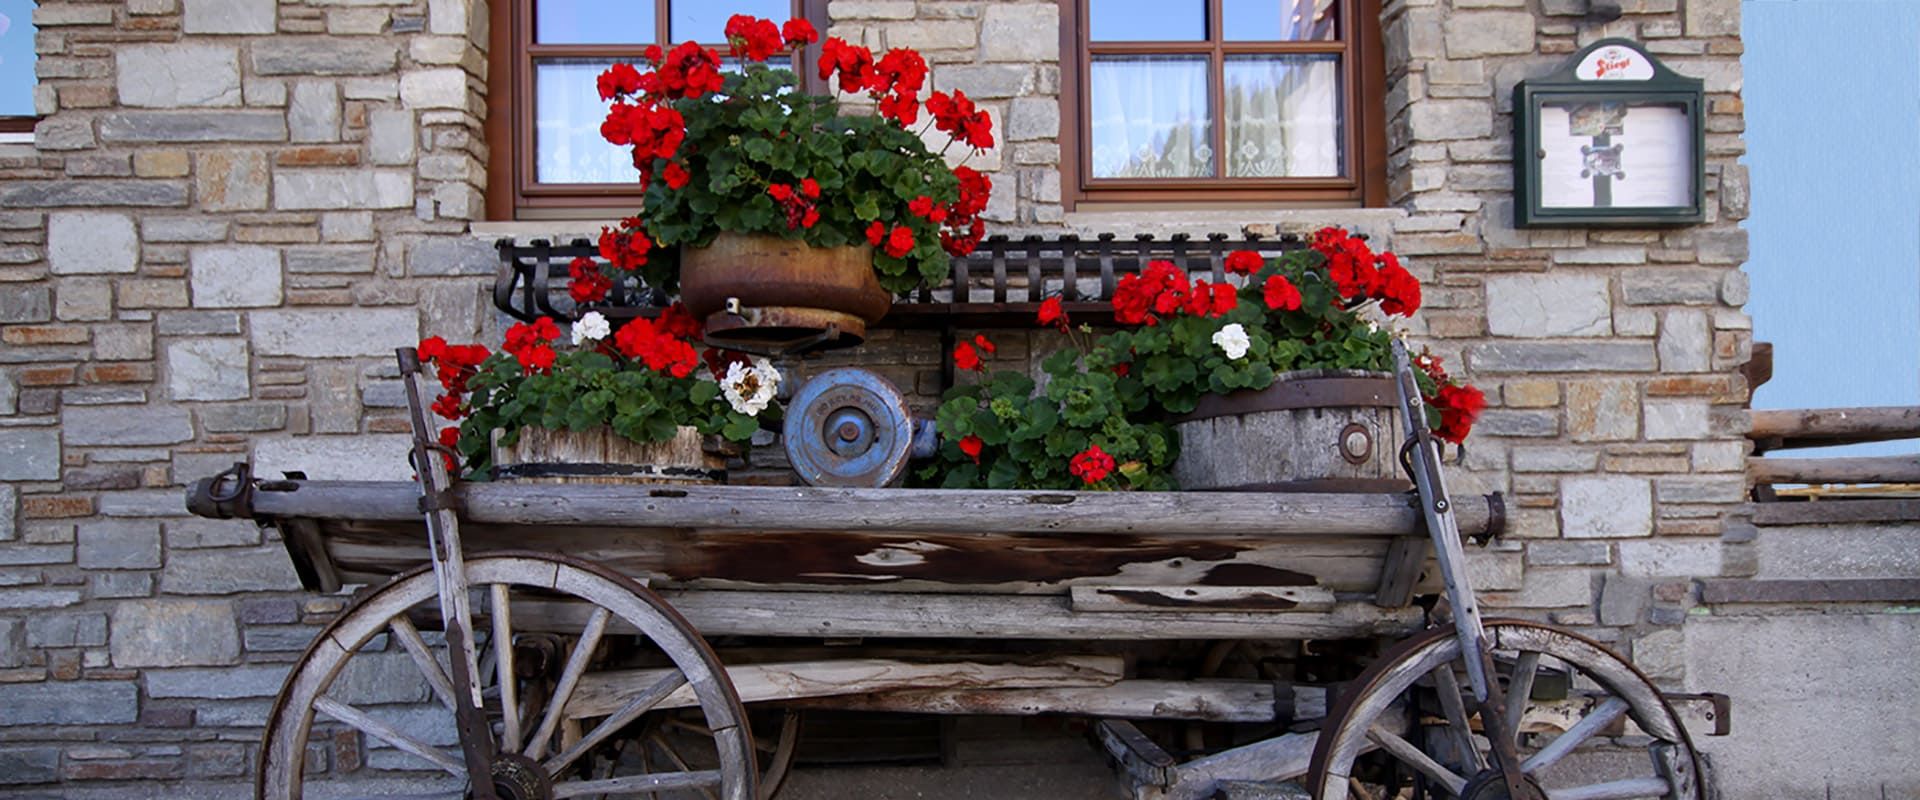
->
[192,478,1506,641]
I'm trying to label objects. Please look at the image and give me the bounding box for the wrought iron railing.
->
[493,232,1309,328]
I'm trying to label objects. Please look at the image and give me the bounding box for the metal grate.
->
[493,233,1309,328]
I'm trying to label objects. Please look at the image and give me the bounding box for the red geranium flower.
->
[597,225,653,271]
[819,38,879,95]
[1038,296,1068,331]
[657,301,703,341]
[438,426,460,448]
[973,333,996,354]
[865,221,887,246]
[1069,445,1116,485]
[597,63,643,101]
[1262,274,1302,311]
[568,256,612,304]
[928,90,994,150]
[613,317,698,378]
[724,14,783,62]
[1224,250,1264,275]
[953,341,983,372]
[884,225,916,258]
[1430,383,1486,444]
[417,335,448,363]
[800,178,820,199]
[662,161,690,190]
[958,434,983,464]
[782,18,819,47]
[431,392,465,420]
[1376,253,1422,317]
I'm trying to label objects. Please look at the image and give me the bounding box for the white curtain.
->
[1089,54,1343,180]
[1224,55,1342,178]
[1089,56,1215,179]
[534,58,637,185]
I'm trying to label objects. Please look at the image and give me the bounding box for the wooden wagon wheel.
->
[1305,620,1707,800]
[640,708,802,800]
[257,552,758,800]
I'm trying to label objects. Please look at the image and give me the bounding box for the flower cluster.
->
[1069,445,1116,485]
[591,15,995,294]
[1111,261,1239,326]
[503,317,562,375]
[1412,349,1486,445]
[1310,227,1421,317]
[419,310,778,478]
[952,334,995,372]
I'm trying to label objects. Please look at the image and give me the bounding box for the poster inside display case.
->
[1514,39,1706,227]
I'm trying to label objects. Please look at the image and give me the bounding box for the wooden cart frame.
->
[188,339,1724,800]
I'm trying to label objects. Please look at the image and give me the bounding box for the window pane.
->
[1223,0,1337,41]
[1089,0,1205,42]
[1224,55,1342,177]
[537,0,656,44]
[671,0,792,44]
[1089,56,1214,179]
[534,59,641,184]
[0,0,37,117]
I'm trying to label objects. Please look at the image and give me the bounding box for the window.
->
[0,0,38,142]
[1059,0,1386,208]
[486,0,821,219]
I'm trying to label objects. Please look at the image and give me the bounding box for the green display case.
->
[1513,38,1706,227]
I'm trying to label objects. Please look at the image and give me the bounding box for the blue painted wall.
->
[1742,0,1920,457]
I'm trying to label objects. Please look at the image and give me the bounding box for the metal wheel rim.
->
[1305,620,1706,800]
[257,553,758,800]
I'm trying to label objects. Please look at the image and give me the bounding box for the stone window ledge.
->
[469,207,1412,246]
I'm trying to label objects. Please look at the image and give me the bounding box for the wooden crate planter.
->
[491,425,725,485]
[1172,370,1410,493]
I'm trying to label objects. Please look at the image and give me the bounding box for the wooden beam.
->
[781,679,1321,723]
[1749,455,1920,485]
[1096,720,1175,792]
[242,480,1504,539]
[1750,498,1920,526]
[1165,731,1324,800]
[1699,578,1920,605]
[1747,406,1920,445]
[1069,585,1335,613]
[1372,535,1429,609]
[505,589,1426,641]
[565,656,1125,719]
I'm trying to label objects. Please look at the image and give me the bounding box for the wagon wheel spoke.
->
[526,606,613,760]
[389,616,458,713]
[313,696,463,777]
[1504,650,1542,746]
[545,669,691,775]
[1365,723,1466,795]
[492,583,525,754]
[1428,662,1484,772]
[550,770,725,799]
[648,733,721,800]
[1545,776,1675,800]
[1521,696,1630,774]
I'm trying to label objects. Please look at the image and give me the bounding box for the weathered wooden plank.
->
[315,520,1433,596]
[241,481,1503,538]
[566,656,1126,719]
[1165,731,1324,800]
[1095,719,1175,792]
[1749,498,1920,526]
[1069,585,1336,613]
[1750,454,1920,485]
[783,679,1304,723]
[1747,406,1920,445]
[1698,578,1920,605]
[503,589,1426,640]
[1372,535,1429,609]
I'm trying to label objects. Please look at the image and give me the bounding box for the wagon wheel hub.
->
[483,753,553,800]
[1459,767,1544,800]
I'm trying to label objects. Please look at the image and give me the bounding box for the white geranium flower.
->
[571,311,610,346]
[1212,323,1251,361]
[723,357,781,417]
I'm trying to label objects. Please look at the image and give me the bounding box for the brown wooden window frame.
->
[1056,0,1388,211]
[485,0,828,220]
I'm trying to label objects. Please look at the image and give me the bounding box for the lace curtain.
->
[535,58,637,185]
[1090,54,1342,180]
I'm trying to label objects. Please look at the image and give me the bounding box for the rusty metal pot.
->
[678,233,891,352]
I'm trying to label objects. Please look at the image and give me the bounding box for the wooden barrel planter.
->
[491,425,726,485]
[1172,370,1411,493]
[679,233,890,352]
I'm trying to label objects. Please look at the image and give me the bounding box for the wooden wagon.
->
[185,237,1723,800]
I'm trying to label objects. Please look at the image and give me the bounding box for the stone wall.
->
[0,0,1754,792]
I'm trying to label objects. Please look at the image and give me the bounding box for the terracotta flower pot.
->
[1171,370,1411,493]
[678,233,890,352]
